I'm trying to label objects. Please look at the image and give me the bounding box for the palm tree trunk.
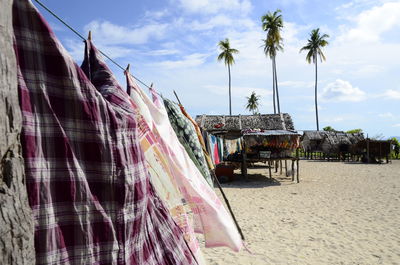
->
[271,59,276,114]
[315,55,319,131]
[228,63,232,116]
[274,56,281,114]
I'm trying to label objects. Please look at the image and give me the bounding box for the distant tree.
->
[218,38,239,116]
[261,9,283,114]
[391,137,399,159]
[300,28,329,131]
[346,129,363,134]
[323,126,335,131]
[246,91,261,114]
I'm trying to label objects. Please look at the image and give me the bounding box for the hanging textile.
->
[80,39,204,264]
[163,99,213,186]
[126,74,243,251]
[13,1,196,264]
[179,106,215,171]
[210,135,220,165]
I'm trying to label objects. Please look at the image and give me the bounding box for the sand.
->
[199,160,400,265]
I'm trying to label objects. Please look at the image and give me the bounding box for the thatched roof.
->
[302,130,326,141]
[243,130,300,136]
[195,114,295,136]
[302,130,365,146]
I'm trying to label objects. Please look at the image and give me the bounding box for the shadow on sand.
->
[220,173,285,189]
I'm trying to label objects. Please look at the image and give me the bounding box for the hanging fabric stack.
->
[125,73,243,251]
[163,98,213,187]
[179,105,215,173]
[80,39,205,264]
[13,0,197,264]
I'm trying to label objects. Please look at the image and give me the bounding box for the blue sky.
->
[34,0,400,138]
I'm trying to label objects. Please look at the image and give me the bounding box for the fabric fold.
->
[125,74,243,251]
[80,39,204,265]
[14,1,196,264]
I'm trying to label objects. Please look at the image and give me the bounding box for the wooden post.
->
[296,158,300,183]
[241,141,247,179]
[285,159,288,177]
[291,159,295,181]
[367,137,370,164]
[279,159,283,175]
[268,159,272,179]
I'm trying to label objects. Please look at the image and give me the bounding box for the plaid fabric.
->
[81,40,204,265]
[14,1,196,264]
[163,99,213,186]
[126,75,243,251]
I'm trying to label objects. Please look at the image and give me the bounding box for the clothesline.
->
[33,0,181,106]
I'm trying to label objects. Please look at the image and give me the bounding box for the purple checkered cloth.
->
[13,1,196,264]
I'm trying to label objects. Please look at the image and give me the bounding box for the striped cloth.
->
[81,40,204,265]
[14,1,196,264]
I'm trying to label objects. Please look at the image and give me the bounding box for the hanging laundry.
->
[179,105,215,171]
[210,135,221,165]
[80,39,204,265]
[125,74,243,251]
[13,1,196,264]
[163,98,213,186]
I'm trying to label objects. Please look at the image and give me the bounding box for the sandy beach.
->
[200,160,400,265]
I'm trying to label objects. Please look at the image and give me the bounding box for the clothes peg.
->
[87,31,92,41]
[126,64,130,73]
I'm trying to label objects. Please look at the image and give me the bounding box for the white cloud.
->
[382,89,400,99]
[64,39,136,62]
[189,15,248,31]
[144,49,180,56]
[149,53,210,69]
[279,80,314,89]
[378,112,395,118]
[393,124,400,127]
[321,79,366,102]
[205,85,272,98]
[337,2,400,43]
[176,0,252,15]
[84,20,168,45]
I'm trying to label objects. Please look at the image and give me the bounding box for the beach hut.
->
[195,114,300,182]
[355,139,392,163]
[301,130,326,158]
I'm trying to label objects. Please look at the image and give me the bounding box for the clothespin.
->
[87,31,92,41]
[126,64,130,73]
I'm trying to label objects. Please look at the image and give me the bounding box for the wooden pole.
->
[268,159,272,179]
[367,135,370,164]
[291,159,295,181]
[210,170,245,241]
[173,90,182,105]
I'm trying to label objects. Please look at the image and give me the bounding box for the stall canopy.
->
[195,114,296,139]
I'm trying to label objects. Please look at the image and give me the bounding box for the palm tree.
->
[218,38,239,115]
[246,91,261,114]
[300,28,329,131]
[261,9,283,114]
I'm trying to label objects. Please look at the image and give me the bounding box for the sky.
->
[33,0,400,138]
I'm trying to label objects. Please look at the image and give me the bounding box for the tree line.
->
[217,9,329,131]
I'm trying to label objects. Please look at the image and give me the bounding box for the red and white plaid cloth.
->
[13,1,196,264]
